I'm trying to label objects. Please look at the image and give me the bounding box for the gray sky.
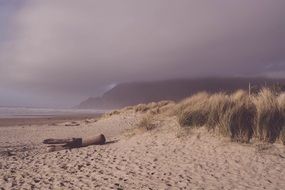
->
[0,0,285,107]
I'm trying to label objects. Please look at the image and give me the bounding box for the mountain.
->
[77,77,285,109]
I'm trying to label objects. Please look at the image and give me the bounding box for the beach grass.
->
[175,88,285,143]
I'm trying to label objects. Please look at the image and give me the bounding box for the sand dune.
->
[1,111,285,189]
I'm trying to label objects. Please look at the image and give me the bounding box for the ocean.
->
[0,107,106,119]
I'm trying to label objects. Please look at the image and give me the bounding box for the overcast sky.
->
[0,0,285,107]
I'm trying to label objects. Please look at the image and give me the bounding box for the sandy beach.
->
[1,110,285,190]
[2,1,285,189]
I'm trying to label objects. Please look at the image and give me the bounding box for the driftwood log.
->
[43,134,106,152]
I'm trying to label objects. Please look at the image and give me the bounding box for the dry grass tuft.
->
[122,106,134,111]
[157,100,172,108]
[206,93,231,132]
[177,92,210,128]
[226,91,256,142]
[105,110,120,117]
[280,129,285,145]
[107,88,285,145]
[134,101,175,115]
[159,101,176,115]
[176,92,209,112]
[138,114,156,131]
[174,88,284,143]
[253,88,284,143]
[135,104,150,113]
[278,93,285,108]
[278,93,285,144]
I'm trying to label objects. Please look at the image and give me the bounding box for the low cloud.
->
[0,0,285,107]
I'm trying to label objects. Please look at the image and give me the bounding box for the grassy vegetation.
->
[253,89,284,143]
[176,92,210,127]
[138,114,156,131]
[109,88,285,144]
[133,101,174,114]
[278,93,285,144]
[176,88,285,143]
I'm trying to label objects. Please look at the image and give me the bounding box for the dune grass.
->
[226,91,256,142]
[112,87,285,144]
[138,114,156,131]
[278,93,285,144]
[205,92,231,133]
[176,92,210,127]
[253,89,284,143]
[134,101,174,115]
[175,88,285,143]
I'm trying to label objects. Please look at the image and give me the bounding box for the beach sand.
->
[1,111,285,189]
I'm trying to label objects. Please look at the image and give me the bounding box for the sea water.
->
[0,107,106,118]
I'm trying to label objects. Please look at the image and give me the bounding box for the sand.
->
[1,111,285,189]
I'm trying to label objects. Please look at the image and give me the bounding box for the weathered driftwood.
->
[43,138,75,144]
[82,134,106,146]
[44,134,106,152]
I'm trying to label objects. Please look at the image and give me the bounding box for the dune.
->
[1,89,285,189]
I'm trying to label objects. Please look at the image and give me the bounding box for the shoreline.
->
[0,113,102,127]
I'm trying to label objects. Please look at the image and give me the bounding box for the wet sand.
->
[0,114,101,127]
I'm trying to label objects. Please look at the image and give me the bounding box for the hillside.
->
[77,77,285,109]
